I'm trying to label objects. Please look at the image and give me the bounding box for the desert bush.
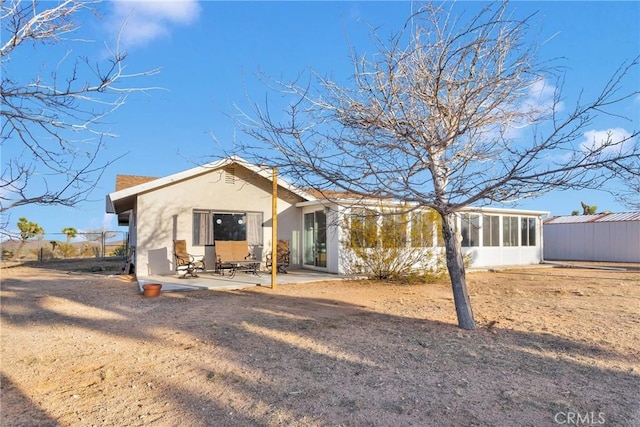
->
[110,244,127,257]
[341,208,452,282]
[340,207,473,283]
[57,242,76,258]
[79,243,100,257]
[38,246,56,260]
[2,248,14,260]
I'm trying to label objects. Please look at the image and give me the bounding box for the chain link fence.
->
[1,231,129,262]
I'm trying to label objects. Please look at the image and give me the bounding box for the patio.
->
[137,269,350,293]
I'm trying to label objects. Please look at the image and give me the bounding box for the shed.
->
[543,212,640,263]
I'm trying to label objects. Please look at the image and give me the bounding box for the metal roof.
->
[544,212,640,224]
[595,212,640,222]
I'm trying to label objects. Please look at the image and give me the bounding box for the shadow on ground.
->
[1,264,639,426]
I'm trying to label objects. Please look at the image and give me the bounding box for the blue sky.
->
[4,1,639,237]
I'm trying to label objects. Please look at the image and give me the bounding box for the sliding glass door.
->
[303,210,327,268]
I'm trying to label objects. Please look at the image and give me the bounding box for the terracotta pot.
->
[142,283,162,298]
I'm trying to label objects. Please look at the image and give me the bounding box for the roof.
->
[297,188,395,209]
[298,192,549,217]
[595,212,640,222]
[544,212,640,224]
[303,188,381,200]
[460,206,549,216]
[106,156,317,215]
[107,157,549,220]
[115,175,158,191]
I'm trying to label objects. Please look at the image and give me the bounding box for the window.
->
[304,210,327,267]
[482,215,500,247]
[521,217,536,246]
[460,213,480,247]
[193,211,263,245]
[411,210,443,247]
[193,210,213,245]
[381,212,407,248]
[350,209,378,248]
[503,216,519,247]
[214,213,246,241]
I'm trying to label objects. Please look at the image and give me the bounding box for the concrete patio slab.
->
[137,269,352,293]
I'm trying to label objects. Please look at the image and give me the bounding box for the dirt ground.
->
[1,260,639,427]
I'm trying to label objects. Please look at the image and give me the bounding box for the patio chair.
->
[266,240,290,274]
[173,240,205,278]
[215,240,250,275]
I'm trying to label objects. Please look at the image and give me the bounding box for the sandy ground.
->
[1,260,639,427]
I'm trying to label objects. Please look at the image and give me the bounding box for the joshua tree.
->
[59,227,78,258]
[14,217,44,259]
[580,202,598,215]
[61,227,78,244]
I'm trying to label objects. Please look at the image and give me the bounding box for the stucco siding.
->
[463,245,542,267]
[134,166,303,275]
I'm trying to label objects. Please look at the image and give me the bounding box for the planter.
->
[142,283,162,298]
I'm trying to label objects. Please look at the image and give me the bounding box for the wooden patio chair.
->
[266,240,290,274]
[173,240,205,278]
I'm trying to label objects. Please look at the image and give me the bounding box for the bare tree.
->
[0,0,159,223]
[614,159,640,210]
[82,227,116,242]
[237,2,640,329]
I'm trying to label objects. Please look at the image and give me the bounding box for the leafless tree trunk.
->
[236,2,639,329]
[441,212,474,329]
[0,0,159,224]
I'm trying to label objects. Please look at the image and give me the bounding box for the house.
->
[106,156,549,277]
[544,212,640,263]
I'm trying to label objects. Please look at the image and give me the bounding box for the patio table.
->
[228,260,261,278]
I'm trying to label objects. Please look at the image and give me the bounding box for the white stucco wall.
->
[462,245,542,267]
[326,207,342,274]
[133,166,304,276]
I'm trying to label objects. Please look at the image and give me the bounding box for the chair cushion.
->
[215,241,249,262]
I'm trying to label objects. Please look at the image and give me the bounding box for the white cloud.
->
[500,78,562,141]
[580,128,635,154]
[102,213,119,230]
[522,78,560,116]
[107,0,201,49]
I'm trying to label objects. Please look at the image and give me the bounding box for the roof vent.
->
[224,166,236,184]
